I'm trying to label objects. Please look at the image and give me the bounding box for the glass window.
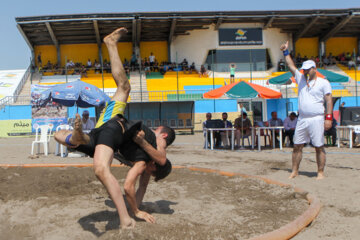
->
[204,49,272,72]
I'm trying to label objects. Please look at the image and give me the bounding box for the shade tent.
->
[203,81,282,99]
[268,69,349,85]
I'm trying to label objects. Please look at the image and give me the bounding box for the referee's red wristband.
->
[325,114,333,120]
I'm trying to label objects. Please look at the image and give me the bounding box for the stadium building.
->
[0,9,359,136]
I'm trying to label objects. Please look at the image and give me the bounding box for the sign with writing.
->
[219,28,263,46]
[32,118,67,133]
[0,119,32,137]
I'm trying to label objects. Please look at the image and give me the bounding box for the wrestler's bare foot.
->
[104,27,128,45]
[316,172,325,180]
[288,171,298,179]
[121,218,136,229]
[71,113,90,145]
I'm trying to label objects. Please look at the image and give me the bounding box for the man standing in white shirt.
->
[283,112,297,147]
[280,41,333,180]
[149,52,155,70]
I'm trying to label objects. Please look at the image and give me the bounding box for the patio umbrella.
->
[268,69,349,85]
[203,81,282,99]
[40,80,111,108]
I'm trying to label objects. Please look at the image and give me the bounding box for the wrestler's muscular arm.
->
[124,161,155,223]
[133,130,167,166]
[280,41,297,77]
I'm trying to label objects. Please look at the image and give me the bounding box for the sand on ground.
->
[0,134,359,239]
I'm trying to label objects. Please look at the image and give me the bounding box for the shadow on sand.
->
[78,200,177,237]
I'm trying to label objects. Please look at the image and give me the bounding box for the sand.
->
[0,134,359,239]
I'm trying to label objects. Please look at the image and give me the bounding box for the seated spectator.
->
[65,60,73,69]
[357,55,360,65]
[94,60,101,73]
[324,117,337,146]
[348,60,356,70]
[81,110,94,131]
[153,60,159,72]
[323,57,330,66]
[203,112,221,148]
[268,111,283,147]
[234,112,252,148]
[220,112,233,148]
[189,62,195,74]
[181,59,189,73]
[80,65,88,78]
[103,59,111,73]
[283,112,297,147]
[278,59,285,71]
[199,65,207,78]
[87,59,92,69]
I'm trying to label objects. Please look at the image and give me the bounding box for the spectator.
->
[37,52,42,67]
[149,52,155,70]
[268,111,283,147]
[278,59,285,71]
[130,52,137,71]
[181,59,189,73]
[283,112,297,147]
[81,110,95,131]
[189,62,195,74]
[153,60,159,72]
[94,60,101,73]
[229,63,236,84]
[348,60,356,70]
[202,112,221,148]
[234,112,252,148]
[199,65,207,78]
[87,59,92,69]
[103,59,111,73]
[220,112,233,148]
[324,117,337,146]
[80,65,88,78]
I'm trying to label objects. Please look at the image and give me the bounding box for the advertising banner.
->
[219,28,263,46]
[0,119,32,137]
[31,84,68,132]
[0,69,26,100]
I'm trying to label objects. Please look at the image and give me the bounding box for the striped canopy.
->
[203,81,282,99]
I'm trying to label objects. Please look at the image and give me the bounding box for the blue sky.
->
[0,0,359,70]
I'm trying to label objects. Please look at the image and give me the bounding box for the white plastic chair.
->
[31,124,53,156]
[55,124,73,157]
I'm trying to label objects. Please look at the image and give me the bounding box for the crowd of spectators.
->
[37,51,205,78]
[203,110,339,149]
[278,52,360,71]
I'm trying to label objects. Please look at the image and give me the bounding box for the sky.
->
[0,0,359,70]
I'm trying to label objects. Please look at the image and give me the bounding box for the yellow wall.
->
[140,41,168,63]
[295,37,319,57]
[60,43,99,66]
[326,37,358,56]
[34,45,57,66]
[101,42,133,63]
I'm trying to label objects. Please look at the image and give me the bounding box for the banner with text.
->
[219,28,263,46]
[0,119,32,137]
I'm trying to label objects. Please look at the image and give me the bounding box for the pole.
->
[286,84,288,114]
[354,48,358,106]
[212,50,215,112]
[176,52,179,101]
[140,59,143,102]
[100,50,104,92]
[249,50,253,83]
[65,56,68,83]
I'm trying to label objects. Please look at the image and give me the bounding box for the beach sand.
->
[0,134,359,239]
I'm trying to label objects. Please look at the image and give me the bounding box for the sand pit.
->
[0,167,309,240]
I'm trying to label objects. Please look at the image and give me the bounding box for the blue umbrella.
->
[40,80,111,108]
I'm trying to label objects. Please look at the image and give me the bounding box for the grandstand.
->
[1,9,359,133]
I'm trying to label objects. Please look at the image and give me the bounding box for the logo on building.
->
[235,29,247,40]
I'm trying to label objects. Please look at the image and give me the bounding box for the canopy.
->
[269,69,349,85]
[203,81,282,99]
[40,80,111,108]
